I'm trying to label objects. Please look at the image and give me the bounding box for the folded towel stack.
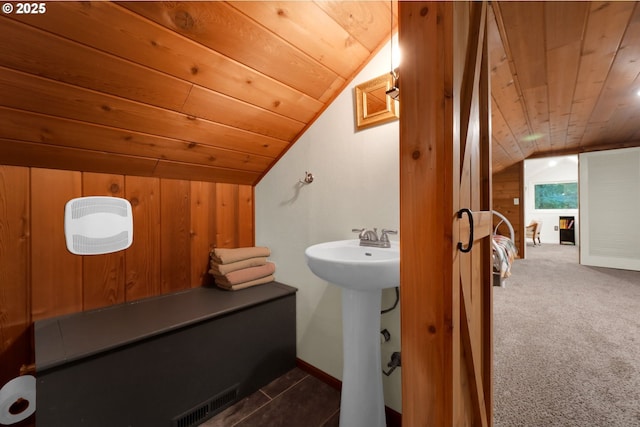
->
[209,246,275,291]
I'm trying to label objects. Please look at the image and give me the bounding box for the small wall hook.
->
[299,171,314,184]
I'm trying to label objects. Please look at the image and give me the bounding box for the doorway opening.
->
[523,155,579,260]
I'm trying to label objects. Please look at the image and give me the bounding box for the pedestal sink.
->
[305,239,399,427]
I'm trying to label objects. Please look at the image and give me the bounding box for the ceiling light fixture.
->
[522,133,543,142]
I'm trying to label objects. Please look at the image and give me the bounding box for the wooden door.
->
[400,2,492,426]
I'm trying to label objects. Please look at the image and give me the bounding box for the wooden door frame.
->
[399,2,492,426]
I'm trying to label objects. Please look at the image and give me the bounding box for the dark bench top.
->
[35,282,297,372]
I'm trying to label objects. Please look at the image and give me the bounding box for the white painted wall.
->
[580,148,640,271]
[524,155,579,246]
[255,41,402,411]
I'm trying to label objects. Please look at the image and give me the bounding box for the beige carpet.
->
[493,244,640,427]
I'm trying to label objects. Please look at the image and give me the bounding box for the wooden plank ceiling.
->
[1,1,640,184]
[489,1,640,172]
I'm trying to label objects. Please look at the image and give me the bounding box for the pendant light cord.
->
[390,0,395,78]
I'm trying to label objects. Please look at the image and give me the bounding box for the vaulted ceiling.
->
[489,1,640,172]
[1,1,639,184]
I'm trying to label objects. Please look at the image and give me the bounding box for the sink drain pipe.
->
[381,287,399,314]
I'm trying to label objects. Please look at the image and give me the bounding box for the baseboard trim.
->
[296,358,402,427]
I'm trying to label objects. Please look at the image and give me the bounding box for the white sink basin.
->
[305,239,399,291]
[305,238,400,426]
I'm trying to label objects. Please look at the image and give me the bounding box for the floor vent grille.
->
[172,385,239,427]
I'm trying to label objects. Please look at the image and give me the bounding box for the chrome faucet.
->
[379,229,398,247]
[352,228,397,248]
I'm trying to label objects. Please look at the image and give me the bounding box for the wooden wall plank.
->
[7,1,322,123]
[494,2,551,152]
[230,2,371,78]
[182,85,305,141]
[190,181,216,287]
[546,41,581,149]
[492,162,524,257]
[313,1,393,52]
[490,99,524,160]
[0,137,261,186]
[160,179,191,294]
[30,169,82,321]
[399,3,455,425]
[455,3,472,420]
[545,2,588,150]
[583,5,640,146]
[81,173,126,311]
[0,166,30,385]
[0,107,275,173]
[125,176,161,302]
[567,2,636,148]
[479,19,493,421]
[237,185,255,247]
[152,160,260,186]
[215,183,239,249]
[0,18,191,110]
[120,1,339,100]
[0,139,158,178]
[0,67,288,159]
[487,5,533,161]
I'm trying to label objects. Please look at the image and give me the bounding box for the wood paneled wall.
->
[0,165,253,386]
[492,162,524,257]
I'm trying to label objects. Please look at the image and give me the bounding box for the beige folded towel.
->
[213,262,276,286]
[211,246,271,264]
[209,257,268,276]
[216,274,275,291]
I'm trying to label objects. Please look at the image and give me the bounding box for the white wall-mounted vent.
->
[64,196,133,255]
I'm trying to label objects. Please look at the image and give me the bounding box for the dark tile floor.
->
[200,367,341,427]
